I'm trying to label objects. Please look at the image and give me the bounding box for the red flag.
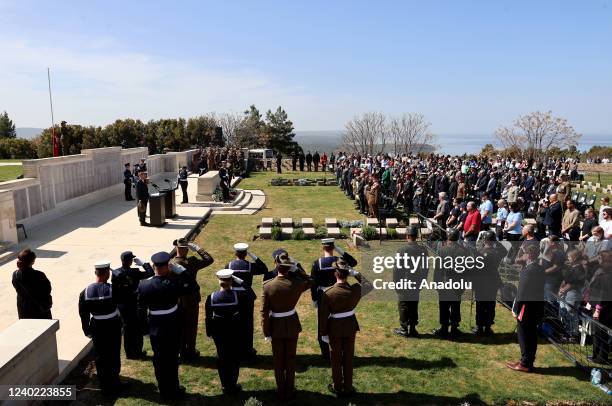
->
[52,126,59,157]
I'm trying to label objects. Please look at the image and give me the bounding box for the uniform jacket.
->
[136,179,149,201]
[512,261,545,323]
[12,268,52,319]
[311,252,358,302]
[111,265,154,305]
[78,282,120,337]
[318,276,373,338]
[170,248,214,301]
[261,273,314,338]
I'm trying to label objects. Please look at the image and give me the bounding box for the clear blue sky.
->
[0,0,611,136]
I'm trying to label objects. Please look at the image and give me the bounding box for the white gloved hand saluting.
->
[169,263,186,274]
[133,258,144,267]
[321,335,330,344]
[187,242,201,252]
[232,275,244,285]
[264,336,272,342]
[349,268,358,276]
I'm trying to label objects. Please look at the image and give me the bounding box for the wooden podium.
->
[149,193,166,226]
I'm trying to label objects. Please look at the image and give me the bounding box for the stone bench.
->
[261,217,274,227]
[386,218,399,228]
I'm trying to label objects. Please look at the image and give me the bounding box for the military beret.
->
[233,243,249,252]
[120,251,135,262]
[271,248,287,261]
[151,251,171,265]
[95,260,111,269]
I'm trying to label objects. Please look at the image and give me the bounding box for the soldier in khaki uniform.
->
[556,173,571,209]
[170,237,214,360]
[318,259,372,397]
[261,253,314,401]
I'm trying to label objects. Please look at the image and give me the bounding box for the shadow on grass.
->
[416,331,518,345]
[73,384,486,406]
[181,354,457,371]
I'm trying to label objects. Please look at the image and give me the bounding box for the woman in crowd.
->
[11,249,53,319]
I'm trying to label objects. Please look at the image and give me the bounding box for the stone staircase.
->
[212,190,266,215]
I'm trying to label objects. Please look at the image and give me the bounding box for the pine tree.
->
[0,111,17,139]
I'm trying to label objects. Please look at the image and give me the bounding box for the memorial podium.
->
[149,193,166,226]
[159,187,177,218]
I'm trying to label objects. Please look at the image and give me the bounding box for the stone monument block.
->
[261,217,274,227]
[281,218,293,227]
[301,217,313,227]
[196,171,221,202]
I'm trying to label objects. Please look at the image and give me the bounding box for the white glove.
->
[264,336,272,342]
[248,252,258,261]
[187,242,201,251]
[169,263,186,274]
[133,258,144,267]
[321,335,330,344]
[335,246,345,256]
[349,269,358,276]
[312,301,318,309]
[232,275,244,285]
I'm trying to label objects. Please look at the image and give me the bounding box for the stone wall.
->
[0,147,198,240]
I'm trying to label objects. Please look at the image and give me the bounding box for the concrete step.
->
[212,190,266,215]
[211,191,253,211]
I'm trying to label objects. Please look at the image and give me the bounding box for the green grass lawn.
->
[0,165,22,182]
[583,173,612,188]
[65,170,610,405]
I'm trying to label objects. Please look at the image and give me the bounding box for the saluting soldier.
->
[178,166,189,204]
[112,251,154,359]
[124,163,134,201]
[263,249,306,281]
[78,261,123,395]
[170,238,214,360]
[138,252,198,399]
[318,259,372,397]
[473,231,507,336]
[261,253,315,401]
[393,226,429,338]
[311,238,358,360]
[205,269,247,394]
[433,229,468,338]
[227,242,268,359]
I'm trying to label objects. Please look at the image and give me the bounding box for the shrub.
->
[338,219,363,228]
[314,225,327,239]
[244,397,263,406]
[272,218,281,227]
[387,227,398,239]
[271,225,282,241]
[362,225,377,240]
[292,228,306,240]
[0,138,37,159]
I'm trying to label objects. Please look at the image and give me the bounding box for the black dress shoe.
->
[394,328,409,337]
[433,327,449,338]
[327,383,339,396]
[223,384,242,395]
[408,326,420,337]
[449,327,461,338]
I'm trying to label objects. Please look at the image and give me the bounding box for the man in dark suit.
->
[124,163,134,201]
[543,193,562,236]
[506,245,545,372]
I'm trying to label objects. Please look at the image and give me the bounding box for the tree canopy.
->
[0,111,17,139]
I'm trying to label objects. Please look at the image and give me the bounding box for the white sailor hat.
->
[321,238,335,246]
[233,242,249,252]
[95,260,111,269]
[216,269,234,280]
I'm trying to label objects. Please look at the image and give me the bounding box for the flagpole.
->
[47,67,59,157]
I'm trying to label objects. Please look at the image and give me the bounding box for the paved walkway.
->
[0,181,214,376]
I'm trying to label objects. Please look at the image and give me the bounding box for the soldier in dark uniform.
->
[433,229,468,338]
[306,151,313,171]
[263,249,306,281]
[170,238,214,360]
[78,261,123,395]
[291,150,297,171]
[136,171,150,226]
[311,238,358,359]
[112,251,154,359]
[261,254,315,401]
[506,245,545,372]
[138,251,199,399]
[227,243,268,359]
[12,249,53,319]
[205,269,246,394]
[313,151,320,172]
[178,166,189,203]
[319,259,372,397]
[276,151,283,174]
[393,226,429,338]
[219,162,230,202]
[473,231,507,336]
[298,151,305,171]
[124,163,134,201]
